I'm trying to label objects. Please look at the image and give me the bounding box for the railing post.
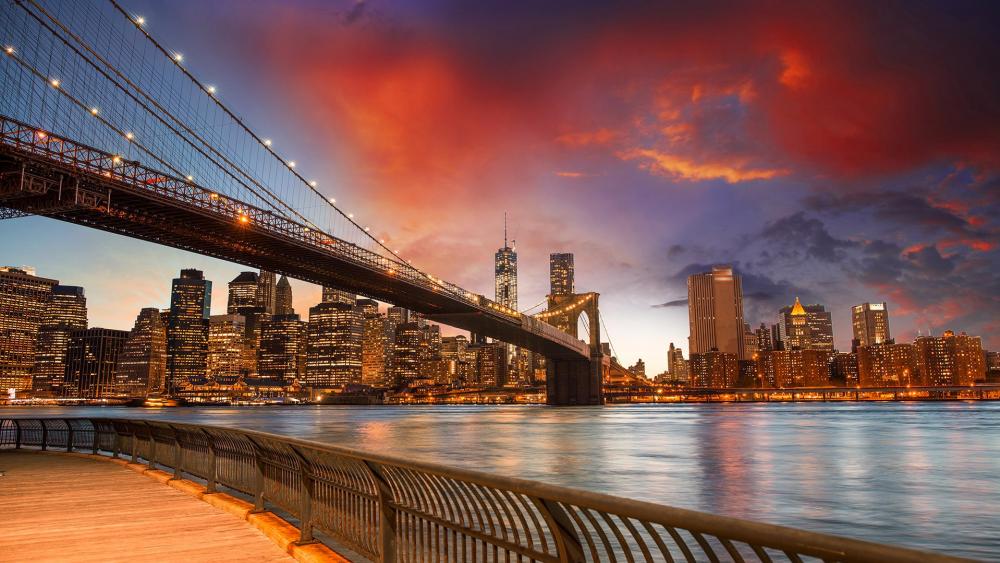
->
[13,420,21,449]
[130,428,138,463]
[289,447,315,544]
[65,419,73,452]
[170,425,183,480]
[91,420,100,455]
[146,423,157,470]
[245,436,266,512]
[40,419,48,451]
[202,429,217,494]
[531,498,585,563]
[363,460,398,563]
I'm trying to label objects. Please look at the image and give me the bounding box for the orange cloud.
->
[779,50,811,89]
[555,171,587,178]
[555,128,619,147]
[620,148,788,184]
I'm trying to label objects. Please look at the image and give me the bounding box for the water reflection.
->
[2,402,998,559]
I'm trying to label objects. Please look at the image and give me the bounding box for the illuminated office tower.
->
[275,275,294,315]
[167,269,211,394]
[495,218,517,310]
[208,314,254,381]
[687,265,747,359]
[65,328,128,398]
[258,313,306,383]
[776,298,833,351]
[116,308,168,397]
[667,343,688,382]
[362,310,391,387]
[441,335,469,386]
[0,267,57,393]
[322,286,355,305]
[256,270,277,314]
[306,302,363,387]
[227,272,259,314]
[549,253,574,296]
[35,285,87,395]
[393,322,423,388]
[852,302,890,350]
[476,341,508,388]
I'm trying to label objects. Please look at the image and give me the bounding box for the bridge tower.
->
[539,292,603,405]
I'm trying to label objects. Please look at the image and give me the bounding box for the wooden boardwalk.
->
[0,451,294,562]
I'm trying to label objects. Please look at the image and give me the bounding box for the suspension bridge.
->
[0,0,602,405]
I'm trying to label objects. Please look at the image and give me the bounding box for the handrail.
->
[0,417,972,562]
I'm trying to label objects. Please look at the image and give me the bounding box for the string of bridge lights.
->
[535,293,595,319]
[117,6,414,270]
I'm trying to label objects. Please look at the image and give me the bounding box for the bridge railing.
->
[0,418,966,563]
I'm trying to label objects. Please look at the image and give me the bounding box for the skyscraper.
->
[495,223,517,310]
[65,328,128,398]
[0,266,57,393]
[35,285,87,395]
[207,314,254,381]
[549,253,574,296]
[256,270,277,315]
[393,321,423,388]
[362,309,391,387]
[776,298,834,351]
[167,269,212,394]
[852,302,891,350]
[258,313,306,383]
[275,275,294,315]
[306,301,363,387]
[667,342,688,382]
[116,308,168,397]
[227,272,259,314]
[687,265,747,359]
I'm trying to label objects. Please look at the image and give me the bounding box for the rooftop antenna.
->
[504,212,508,248]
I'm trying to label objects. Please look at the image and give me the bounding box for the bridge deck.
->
[0,451,292,562]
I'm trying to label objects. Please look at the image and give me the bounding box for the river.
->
[2,401,997,559]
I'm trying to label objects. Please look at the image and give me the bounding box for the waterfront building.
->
[856,342,917,387]
[915,331,986,386]
[830,353,859,386]
[0,266,57,393]
[34,285,87,395]
[628,359,646,379]
[743,324,758,360]
[987,351,1000,379]
[322,286,355,305]
[441,335,469,386]
[667,342,688,382]
[167,269,212,394]
[770,349,832,387]
[362,311,391,387]
[207,314,254,381]
[687,265,747,359]
[275,275,294,315]
[387,306,409,325]
[852,302,891,350]
[476,341,508,388]
[776,299,834,351]
[227,272,259,314]
[549,253,574,296]
[256,270,277,314]
[755,351,776,387]
[689,349,739,388]
[65,328,128,398]
[306,301,363,387]
[258,313,306,383]
[115,308,168,397]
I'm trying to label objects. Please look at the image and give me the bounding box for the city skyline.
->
[1,0,998,376]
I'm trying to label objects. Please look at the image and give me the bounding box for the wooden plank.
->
[0,452,293,562]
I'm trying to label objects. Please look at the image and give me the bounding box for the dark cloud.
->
[759,212,856,263]
[652,298,687,308]
[341,1,367,25]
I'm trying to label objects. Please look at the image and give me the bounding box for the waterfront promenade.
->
[0,451,294,562]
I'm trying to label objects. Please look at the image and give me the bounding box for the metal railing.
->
[0,418,968,562]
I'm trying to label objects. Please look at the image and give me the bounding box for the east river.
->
[3,402,998,559]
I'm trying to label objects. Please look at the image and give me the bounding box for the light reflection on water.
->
[3,401,998,559]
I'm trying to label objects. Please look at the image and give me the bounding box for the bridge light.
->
[186,175,195,181]
[112,156,121,164]
[36,131,47,140]
[90,107,99,115]
[50,79,60,88]
[364,226,370,232]
[209,193,218,199]
[207,85,217,95]
[173,53,183,63]
[309,180,317,187]
[347,213,353,218]
[328,197,336,204]
[125,132,134,140]
[263,139,272,147]
[134,15,146,26]
[4,46,13,55]
[288,161,296,168]
[238,214,250,224]
[379,239,385,243]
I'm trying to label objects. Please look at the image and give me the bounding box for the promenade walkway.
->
[0,451,293,562]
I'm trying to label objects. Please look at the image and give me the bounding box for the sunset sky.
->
[2,0,998,374]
